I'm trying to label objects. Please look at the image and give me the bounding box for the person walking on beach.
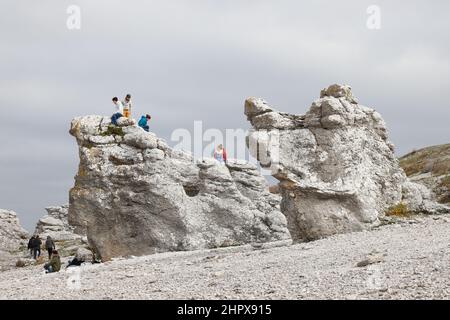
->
[32,235,42,260]
[27,235,35,258]
[45,236,56,259]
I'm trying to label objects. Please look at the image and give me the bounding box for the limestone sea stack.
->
[68,116,290,260]
[245,84,449,241]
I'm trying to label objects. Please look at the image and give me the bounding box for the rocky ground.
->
[0,214,449,300]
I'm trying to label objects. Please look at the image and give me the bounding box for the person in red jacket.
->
[213,144,227,164]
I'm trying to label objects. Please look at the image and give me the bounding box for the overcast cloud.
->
[1,0,449,230]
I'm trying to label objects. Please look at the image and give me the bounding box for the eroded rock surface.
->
[0,209,28,270]
[399,143,450,205]
[69,116,290,260]
[35,205,88,257]
[245,84,449,241]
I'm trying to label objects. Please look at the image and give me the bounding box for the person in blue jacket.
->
[138,114,151,132]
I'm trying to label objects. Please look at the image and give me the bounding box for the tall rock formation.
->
[0,209,28,252]
[35,205,72,237]
[69,116,290,260]
[0,209,28,270]
[245,84,449,241]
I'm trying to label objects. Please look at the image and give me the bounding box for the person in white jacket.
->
[111,97,124,125]
[122,94,132,119]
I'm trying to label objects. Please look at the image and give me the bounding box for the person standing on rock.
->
[122,94,132,119]
[111,97,124,125]
[45,236,56,259]
[213,144,227,164]
[44,250,61,273]
[27,235,35,257]
[32,235,42,260]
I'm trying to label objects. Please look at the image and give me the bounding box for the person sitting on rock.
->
[111,97,124,125]
[32,235,42,260]
[66,250,94,268]
[66,256,85,268]
[44,250,61,273]
[122,94,132,119]
[138,114,151,132]
[213,144,227,164]
[45,236,56,259]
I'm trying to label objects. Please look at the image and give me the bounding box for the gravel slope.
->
[1,215,449,300]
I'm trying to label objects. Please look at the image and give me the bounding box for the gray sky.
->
[1,0,449,230]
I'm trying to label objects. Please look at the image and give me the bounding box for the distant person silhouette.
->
[32,235,42,260]
[213,144,227,164]
[27,235,35,258]
[45,236,56,259]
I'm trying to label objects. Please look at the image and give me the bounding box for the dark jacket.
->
[32,237,42,249]
[45,238,55,250]
[67,257,83,268]
[27,238,34,249]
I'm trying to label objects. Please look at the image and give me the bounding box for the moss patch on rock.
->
[101,125,125,137]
